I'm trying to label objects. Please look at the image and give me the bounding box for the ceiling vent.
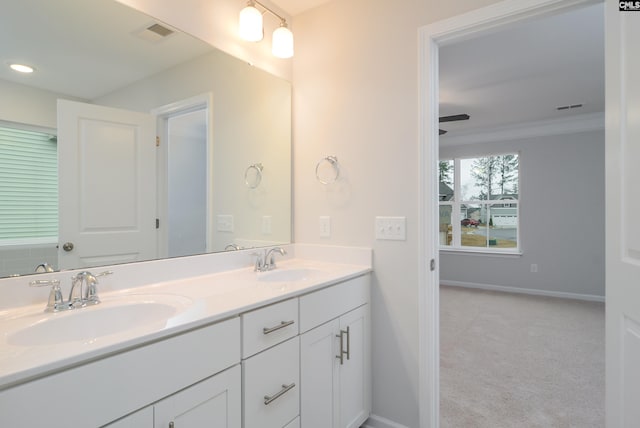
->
[147,23,174,37]
[133,22,175,43]
[556,103,584,111]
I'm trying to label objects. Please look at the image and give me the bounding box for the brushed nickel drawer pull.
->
[345,326,351,360]
[336,330,347,366]
[264,382,296,405]
[263,320,295,335]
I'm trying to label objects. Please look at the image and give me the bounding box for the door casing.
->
[417,0,602,426]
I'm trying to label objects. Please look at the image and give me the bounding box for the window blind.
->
[0,126,58,242]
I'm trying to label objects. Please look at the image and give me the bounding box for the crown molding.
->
[440,111,604,146]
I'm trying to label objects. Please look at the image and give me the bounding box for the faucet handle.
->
[250,252,264,272]
[267,247,287,270]
[29,279,60,287]
[95,270,114,278]
[85,270,113,305]
[29,279,65,312]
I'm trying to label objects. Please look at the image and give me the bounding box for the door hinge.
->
[156,136,160,147]
[156,218,160,229]
[430,259,436,271]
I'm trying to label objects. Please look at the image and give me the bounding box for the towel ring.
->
[315,156,340,185]
[244,163,263,189]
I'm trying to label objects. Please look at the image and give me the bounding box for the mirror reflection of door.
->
[167,109,207,258]
[57,99,157,269]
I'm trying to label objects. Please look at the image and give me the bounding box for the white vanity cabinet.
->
[105,366,241,428]
[239,273,370,428]
[241,299,300,428]
[299,275,371,428]
[0,268,371,428]
[103,365,242,428]
[103,408,153,427]
[243,337,300,428]
[154,365,241,428]
[0,317,241,428]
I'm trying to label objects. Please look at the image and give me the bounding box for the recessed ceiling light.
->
[9,63,34,74]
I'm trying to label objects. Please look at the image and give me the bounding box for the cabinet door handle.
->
[345,326,351,361]
[336,328,349,365]
[169,422,174,428]
[263,320,295,335]
[264,382,296,405]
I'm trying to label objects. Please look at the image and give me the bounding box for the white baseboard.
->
[361,414,410,428]
[440,280,605,302]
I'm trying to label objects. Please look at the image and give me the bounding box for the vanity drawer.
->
[243,336,300,428]
[242,298,299,358]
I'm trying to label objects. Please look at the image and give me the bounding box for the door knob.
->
[62,242,74,252]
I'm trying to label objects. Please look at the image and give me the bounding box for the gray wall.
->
[440,130,605,298]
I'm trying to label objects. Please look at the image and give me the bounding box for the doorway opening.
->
[153,93,214,258]
[418,0,604,426]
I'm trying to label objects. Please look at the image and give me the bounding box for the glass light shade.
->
[272,25,294,59]
[239,5,263,42]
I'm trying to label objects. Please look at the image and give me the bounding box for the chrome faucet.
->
[34,262,55,273]
[29,279,65,312]
[253,247,287,272]
[69,270,113,307]
[29,270,113,312]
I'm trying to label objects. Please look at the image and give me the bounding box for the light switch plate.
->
[262,216,272,235]
[375,216,406,240]
[217,214,234,232]
[319,216,331,238]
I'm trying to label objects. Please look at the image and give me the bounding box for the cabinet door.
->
[338,305,371,428]
[102,407,153,427]
[154,365,241,428]
[300,319,340,428]
[283,416,300,428]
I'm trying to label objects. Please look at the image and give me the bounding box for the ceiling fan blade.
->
[439,114,470,123]
[439,129,447,135]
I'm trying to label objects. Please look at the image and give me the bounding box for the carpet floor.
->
[440,285,605,428]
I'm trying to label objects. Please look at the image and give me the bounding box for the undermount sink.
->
[8,294,193,347]
[257,268,318,282]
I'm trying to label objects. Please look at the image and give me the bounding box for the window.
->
[439,154,519,252]
[0,125,58,244]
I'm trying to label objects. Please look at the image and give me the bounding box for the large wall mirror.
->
[0,0,292,278]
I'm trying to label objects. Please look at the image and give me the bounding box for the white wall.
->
[440,130,605,299]
[292,1,503,426]
[0,244,57,278]
[0,79,84,129]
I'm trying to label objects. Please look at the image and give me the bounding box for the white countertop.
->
[0,258,371,390]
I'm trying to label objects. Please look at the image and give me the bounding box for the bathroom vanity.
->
[0,245,371,428]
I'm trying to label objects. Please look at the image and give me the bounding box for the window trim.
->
[439,153,520,253]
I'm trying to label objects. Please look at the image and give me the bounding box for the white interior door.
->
[57,99,157,269]
[605,4,640,427]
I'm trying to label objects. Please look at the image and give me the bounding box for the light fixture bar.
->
[238,0,294,58]
[252,0,287,25]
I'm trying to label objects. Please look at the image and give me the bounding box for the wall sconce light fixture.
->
[239,0,294,58]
